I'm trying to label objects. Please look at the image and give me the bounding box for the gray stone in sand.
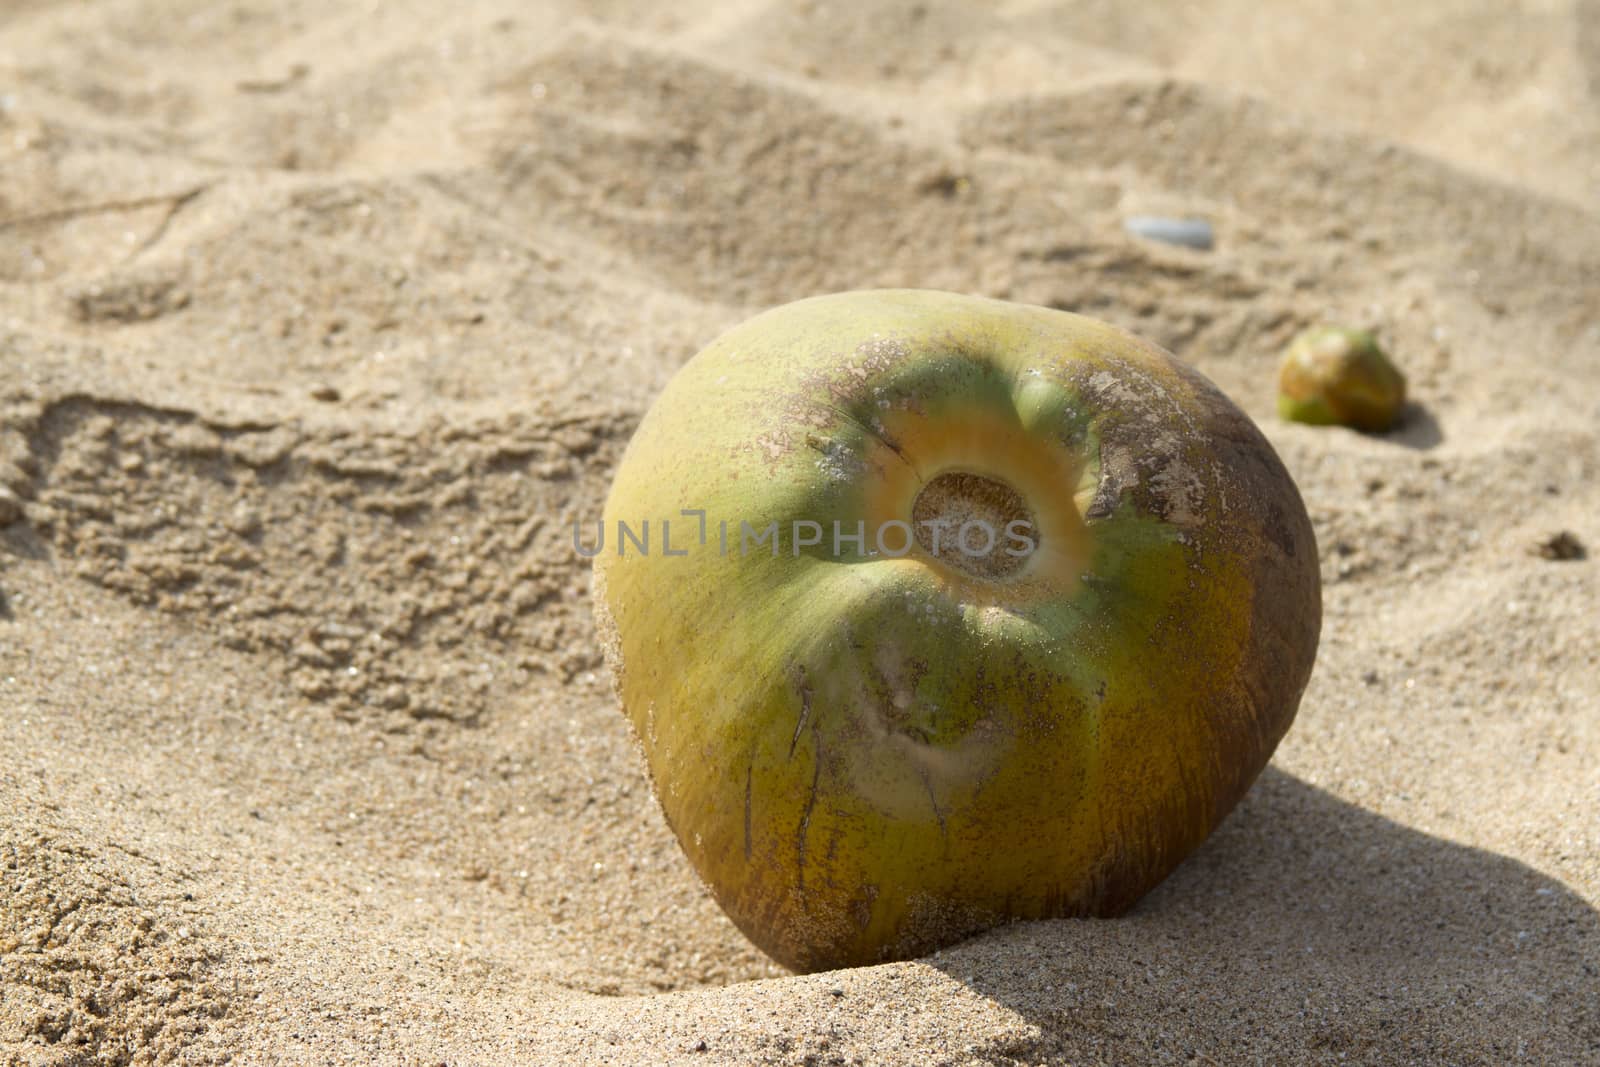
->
[1123,215,1215,251]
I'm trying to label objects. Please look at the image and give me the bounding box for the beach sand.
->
[2,1,1598,1062]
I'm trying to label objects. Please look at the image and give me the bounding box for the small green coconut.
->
[1278,326,1406,432]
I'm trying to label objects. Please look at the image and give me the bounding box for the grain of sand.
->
[2,2,1598,1063]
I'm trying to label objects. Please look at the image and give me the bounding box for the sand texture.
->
[2,1,1599,1063]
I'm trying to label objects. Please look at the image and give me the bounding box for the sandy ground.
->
[2,1,1599,1063]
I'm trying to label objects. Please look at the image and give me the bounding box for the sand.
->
[2,1,1597,1063]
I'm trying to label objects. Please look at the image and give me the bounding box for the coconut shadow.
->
[1385,402,1444,450]
[921,767,1599,1061]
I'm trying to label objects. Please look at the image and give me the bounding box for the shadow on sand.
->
[929,768,1598,1062]
[1385,402,1444,450]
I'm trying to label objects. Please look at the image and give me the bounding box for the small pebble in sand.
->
[1535,530,1586,561]
[1122,215,1215,251]
[310,383,342,402]
[0,485,23,527]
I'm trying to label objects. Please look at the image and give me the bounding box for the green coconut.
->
[593,289,1322,972]
[1278,326,1407,432]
